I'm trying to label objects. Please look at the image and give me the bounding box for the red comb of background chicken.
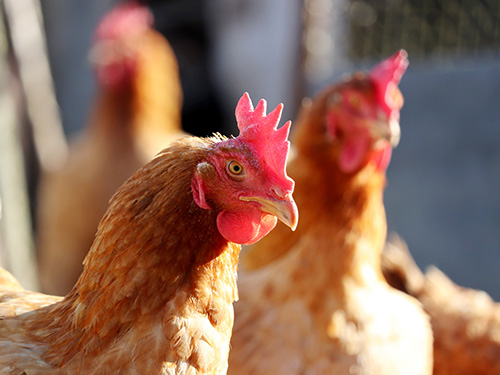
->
[94,1,152,42]
[91,1,153,87]
[234,92,293,191]
[370,49,409,120]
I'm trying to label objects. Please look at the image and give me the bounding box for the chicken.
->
[228,51,433,375]
[37,1,186,295]
[382,235,500,375]
[0,93,298,374]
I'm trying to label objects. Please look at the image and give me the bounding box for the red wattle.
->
[339,134,370,174]
[217,209,278,245]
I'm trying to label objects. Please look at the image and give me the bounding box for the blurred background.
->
[0,0,499,298]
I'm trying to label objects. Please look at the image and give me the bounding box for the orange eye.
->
[349,95,361,109]
[227,160,245,177]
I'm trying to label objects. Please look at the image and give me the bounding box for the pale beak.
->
[240,195,299,231]
[387,117,401,147]
[370,116,401,148]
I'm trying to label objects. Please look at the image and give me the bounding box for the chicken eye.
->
[227,160,245,177]
[349,95,361,110]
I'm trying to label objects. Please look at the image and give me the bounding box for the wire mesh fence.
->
[303,0,500,84]
[347,0,500,61]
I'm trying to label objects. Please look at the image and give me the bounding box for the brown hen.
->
[37,1,186,295]
[229,51,433,375]
[0,93,297,374]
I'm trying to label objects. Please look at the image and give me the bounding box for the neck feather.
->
[88,88,134,139]
[32,138,239,366]
[292,150,387,283]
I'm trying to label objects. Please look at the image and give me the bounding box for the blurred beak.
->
[370,116,401,148]
[240,195,299,231]
[88,40,116,66]
[387,117,401,147]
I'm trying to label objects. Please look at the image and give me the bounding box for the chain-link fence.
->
[303,0,500,84]
[348,0,500,61]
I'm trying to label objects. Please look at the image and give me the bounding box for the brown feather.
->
[1,137,240,374]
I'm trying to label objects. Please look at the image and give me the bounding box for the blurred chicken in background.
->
[228,51,433,375]
[382,235,500,375]
[36,1,186,295]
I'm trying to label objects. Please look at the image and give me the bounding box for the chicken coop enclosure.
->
[0,0,499,300]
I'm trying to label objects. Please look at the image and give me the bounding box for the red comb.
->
[369,50,409,117]
[235,93,292,182]
[94,1,152,41]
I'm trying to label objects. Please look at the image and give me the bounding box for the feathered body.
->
[229,51,433,375]
[0,94,297,374]
[382,236,500,375]
[37,2,186,295]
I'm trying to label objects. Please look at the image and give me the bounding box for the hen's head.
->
[191,93,298,245]
[90,1,152,88]
[299,50,408,174]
